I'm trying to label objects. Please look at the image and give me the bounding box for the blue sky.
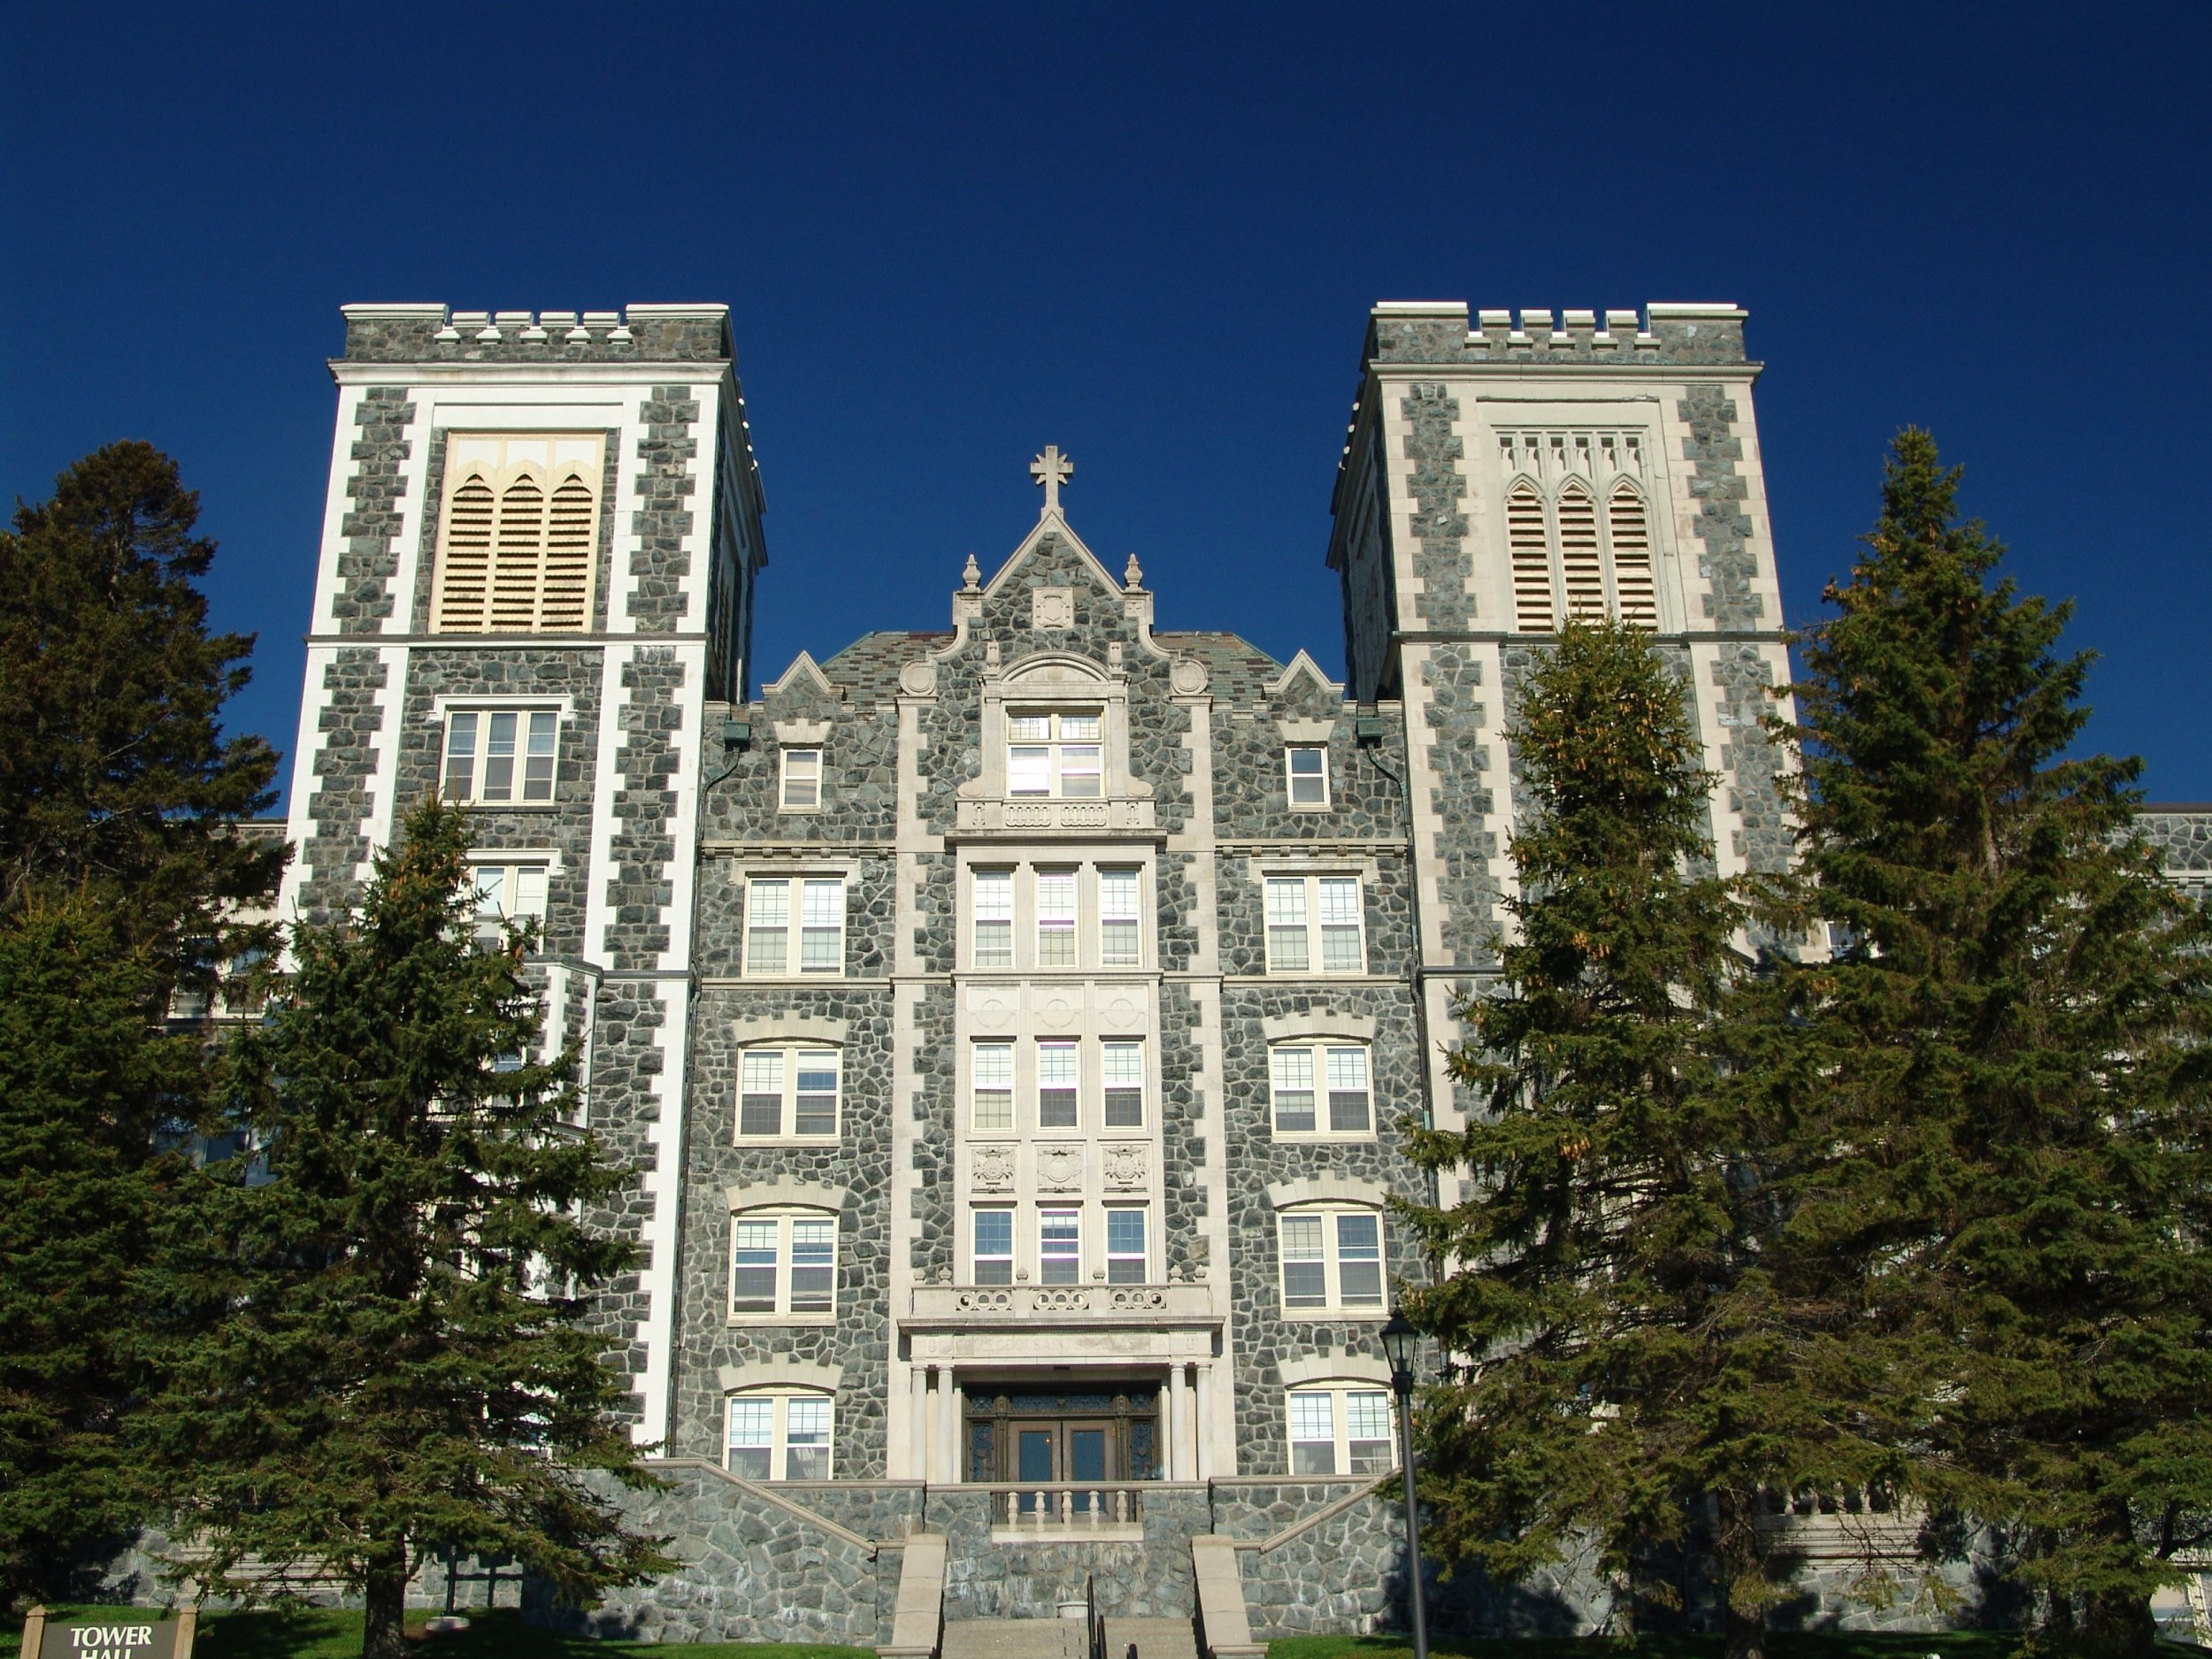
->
[5,2,2207,807]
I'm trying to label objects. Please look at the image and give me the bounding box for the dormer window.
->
[1008,711,1102,798]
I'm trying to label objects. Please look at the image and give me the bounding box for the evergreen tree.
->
[1400,621,1856,1659]
[1763,430,2212,1657]
[0,900,202,1604]
[0,441,283,980]
[142,799,667,1659]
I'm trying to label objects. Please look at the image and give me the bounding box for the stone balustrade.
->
[986,1483,1146,1542]
[952,797,1159,837]
[906,1281,1217,1328]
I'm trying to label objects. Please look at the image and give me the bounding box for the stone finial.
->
[1030,445,1072,515]
[961,553,981,592]
[1123,553,1143,591]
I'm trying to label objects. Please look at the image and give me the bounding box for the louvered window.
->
[1608,482,1658,626]
[1556,481,1604,619]
[1506,481,1554,632]
[432,434,603,634]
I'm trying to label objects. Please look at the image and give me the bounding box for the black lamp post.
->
[1379,1308,1429,1659]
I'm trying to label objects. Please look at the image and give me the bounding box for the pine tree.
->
[0,441,283,979]
[1400,620,1856,1659]
[142,799,667,1659]
[1763,429,2212,1657]
[0,900,203,1604]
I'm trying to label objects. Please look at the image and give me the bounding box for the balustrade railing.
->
[988,1484,1144,1533]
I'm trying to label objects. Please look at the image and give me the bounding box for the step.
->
[941,1618,1086,1659]
[1102,1617,1199,1659]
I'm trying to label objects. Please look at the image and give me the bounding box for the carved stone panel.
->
[1036,1143,1085,1193]
[972,1145,1016,1191]
[1102,1142,1148,1191]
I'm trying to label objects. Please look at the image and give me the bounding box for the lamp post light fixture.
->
[1379,1308,1429,1659]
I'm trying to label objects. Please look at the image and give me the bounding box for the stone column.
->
[910,1364,931,1480]
[937,1371,960,1483]
[1167,1363,1191,1480]
[1194,1361,1215,1482]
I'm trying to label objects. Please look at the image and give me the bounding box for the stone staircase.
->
[938,1617,1196,1659]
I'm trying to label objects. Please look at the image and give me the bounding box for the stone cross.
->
[1030,446,1072,513]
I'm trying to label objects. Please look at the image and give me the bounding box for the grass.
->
[1263,1636,2033,1659]
[2,1607,874,1659]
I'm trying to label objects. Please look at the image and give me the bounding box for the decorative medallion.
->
[1038,996,1077,1030]
[1102,995,1141,1030]
[1102,1143,1148,1189]
[1032,588,1074,631]
[972,1146,1016,1191]
[1171,658,1210,695]
[1038,1145,1084,1191]
[899,659,938,696]
[974,996,1013,1030]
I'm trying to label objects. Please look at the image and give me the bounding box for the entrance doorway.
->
[964,1386,1161,1487]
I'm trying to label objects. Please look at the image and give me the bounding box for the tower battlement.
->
[1363,298,1749,366]
[337,302,732,365]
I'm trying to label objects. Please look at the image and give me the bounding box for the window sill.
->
[454,801,560,811]
[733,1136,842,1148]
[738,973,850,984]
[1271,1133,1380,1145]
[726,1313,838,1327]
[1279,1308,1390,1322]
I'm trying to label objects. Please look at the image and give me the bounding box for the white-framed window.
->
[1102,1041,1145,1127]
[1263,875,1364,974]
[1106,1207,1148,1285]
[1279,1208,1386,1314]
[736,1048,841,1140]
[1037,1040,1079,1129]
[744,877,844,977]
[1286,1386,1394,1475]
[725,1391,835,1481]
[1035,868,1077,966]
[1008,710,1102,798]
[972,1042,1015,1131]
[432,435,603,634]
[1040,1208,1081,1284]
[1286,745,1329,809]
[443,709,557,805]
[973,869,1014,968]
[729,1210,838,1318]
[1099,867,1141,966]
[780,748,822,810]
[472,862,549,941]
[972,1207,1015,1284]
[1270,1044,1372,1137]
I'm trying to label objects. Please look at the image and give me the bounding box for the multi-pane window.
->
[737,1048,841,1140]
[1008,711,1102,797]
[432,437,602,634]
[726,1392,834,1481]
[1099,868,1141,966]
[1263,876,1364,974]
[780,749,822,810]
[1286,746,1329,808]
[1037,1041,1079,1128]
[1035,870,1077,966]
[729,1211,838,1317]
[1107,1208,1148,1284]
[1271,1044,1372,1137]
[1279,1209,1386,1313]
[973,1208,1015,1284]
[1286,1387,1394,1475]
[973,870,1013,967]
[443,710,557,804]
[472,863,549,941]
[1102,1042,1145,1127]
[744,877,844,977]
[1040,1209,1081,1284]
[972,1043,1015,1131]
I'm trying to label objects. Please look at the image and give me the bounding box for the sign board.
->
[19,1609,196,1659]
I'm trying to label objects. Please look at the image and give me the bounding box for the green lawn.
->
[1263,1636,2032,1659]
[3,1607,872,1659]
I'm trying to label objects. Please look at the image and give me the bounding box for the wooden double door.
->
[964,1386,1161,1495]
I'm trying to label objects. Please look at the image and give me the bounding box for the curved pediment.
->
[993,649,1117,688]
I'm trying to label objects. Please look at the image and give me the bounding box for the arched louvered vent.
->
[433,475,495,631]
[1556,482,1602,620]
[1608,481,1657,627]
[541,473,595,630]
[1507,481,1554,632]
[489,476,547,632]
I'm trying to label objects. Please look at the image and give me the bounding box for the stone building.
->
[278,299,2198,1644]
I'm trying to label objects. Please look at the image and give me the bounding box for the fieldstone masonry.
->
[249,298,2122,1640]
